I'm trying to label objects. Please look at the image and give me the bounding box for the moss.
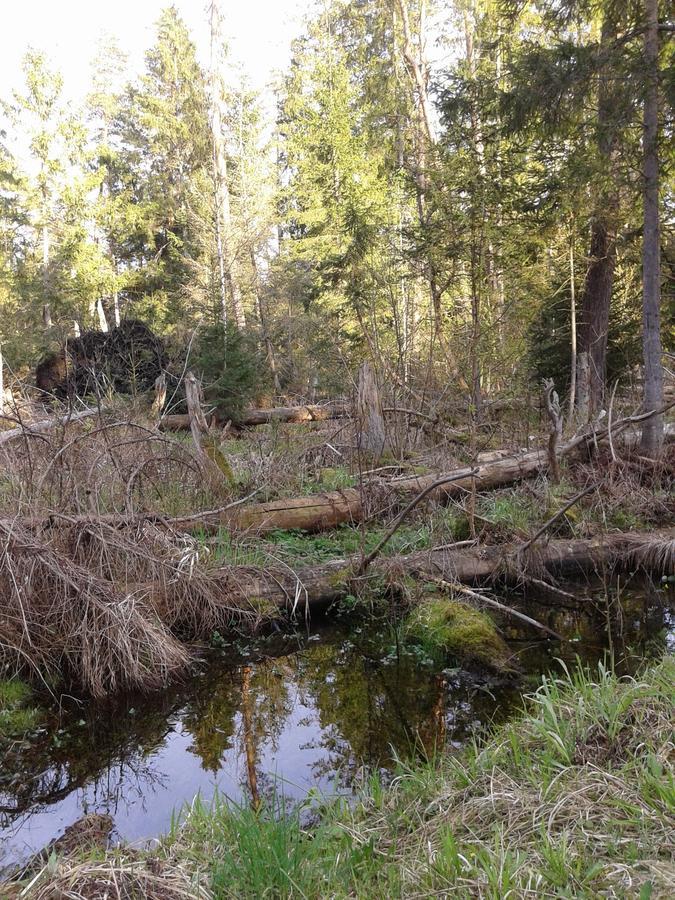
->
[327,567,351,589]
[404,596,512,671]
[0,677,42,739]
[245,596,279,620]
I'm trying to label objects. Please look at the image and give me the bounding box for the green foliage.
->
[477,491,539,538]
[527,273,643,392]
[174,792,367,900]
[0,677,41,739]
[265,521,433,566]
[149,658,675,899]
[193,323,266,421]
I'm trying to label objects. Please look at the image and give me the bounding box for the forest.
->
[0,0,673,898]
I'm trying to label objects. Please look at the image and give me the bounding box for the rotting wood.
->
[180,488,364,534]
[543,379,563,483]
[15,488,365,536]
[212,529,675,614]
[355,362,387,458]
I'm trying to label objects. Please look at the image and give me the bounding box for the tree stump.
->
[356,362,387,460]
[543,378,563,484]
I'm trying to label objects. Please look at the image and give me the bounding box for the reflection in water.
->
[0,581,671,873]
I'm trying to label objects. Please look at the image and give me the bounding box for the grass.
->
[477,490,540,538]
[207,508,470,570]
[12,656,673,898]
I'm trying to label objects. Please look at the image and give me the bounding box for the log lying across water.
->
[224,529,675,613]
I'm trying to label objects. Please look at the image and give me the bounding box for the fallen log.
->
[0,407,101,447]
[172,488,363,534]
[15,407,673,538]
[225,529,675,613]
[389,450,548,500]
[161,401,350,430]
[15,488,365,536]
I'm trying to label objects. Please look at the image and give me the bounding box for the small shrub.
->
[193,323,267,422]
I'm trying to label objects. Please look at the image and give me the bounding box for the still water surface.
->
[0,584,671,873]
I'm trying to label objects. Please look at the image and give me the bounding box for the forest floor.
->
[0,394,674,694]
[4,655,673,899]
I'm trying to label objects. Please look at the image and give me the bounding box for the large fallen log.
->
[172,488,363,533]
[161,401,350,430]
[389,450,548,500]
[223,529,675,613]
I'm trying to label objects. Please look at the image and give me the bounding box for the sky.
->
[1,0,305,108]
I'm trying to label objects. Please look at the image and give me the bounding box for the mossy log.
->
[220,529,674,613]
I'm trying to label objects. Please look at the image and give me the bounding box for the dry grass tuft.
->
[621,532,675,575]
[0,519,191,697]
[0,515,280,696]
[23,854,210,899]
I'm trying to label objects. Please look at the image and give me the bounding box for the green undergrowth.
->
[0,677,42,740]
[7,657,674,898]
[404,595,514,672]
[205,508,470,568]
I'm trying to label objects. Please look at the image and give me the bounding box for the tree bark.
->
[640,0,664,456]
[575,16,620,420]
[215,530,675,614]
[185,371,210,456]
[568,223,577,419]
[356,362,387,458]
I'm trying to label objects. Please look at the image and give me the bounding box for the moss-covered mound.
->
[404,595,513,671]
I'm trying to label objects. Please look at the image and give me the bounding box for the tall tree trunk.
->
[640,0,663,455]
[209,0,245,331]
[394,0,440,331]
[575,17,619,420]
[568,222,577,420]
